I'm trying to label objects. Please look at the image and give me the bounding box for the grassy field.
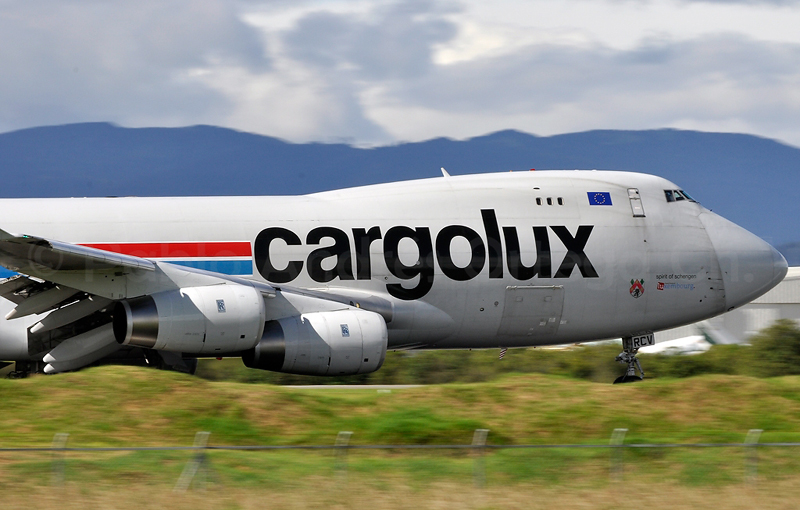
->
[5,480,800,510]
[4,366,800,446]
[3,367,800,507]
[2,480,800,510]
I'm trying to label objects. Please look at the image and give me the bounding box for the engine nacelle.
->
[242,309,388,376]
[113,284,266,354]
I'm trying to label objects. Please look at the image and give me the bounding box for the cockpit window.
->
[664,189,697,203]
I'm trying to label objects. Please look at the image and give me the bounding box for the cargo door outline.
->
[498,286,565,337]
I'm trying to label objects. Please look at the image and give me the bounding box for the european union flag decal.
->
[587,192,613,206]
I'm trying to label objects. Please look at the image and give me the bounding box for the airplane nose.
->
[699,211,788,311]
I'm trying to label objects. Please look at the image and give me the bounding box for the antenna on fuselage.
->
[441,167,451,178]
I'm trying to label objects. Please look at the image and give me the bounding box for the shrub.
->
[747,319,800,377]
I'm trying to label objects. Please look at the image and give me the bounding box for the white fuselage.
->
[0,170,787,359]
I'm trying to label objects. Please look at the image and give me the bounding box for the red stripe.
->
[81,242,252,258]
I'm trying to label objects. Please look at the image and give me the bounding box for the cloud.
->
[359,34,800,144]
[282,0,459,80]
[386,35,798,109]
[0,0,269,131]
[2,0,800,148]
[232,0,800,145]
[195,0,460,143]
[677,0,799,5]
[195,63,396,144]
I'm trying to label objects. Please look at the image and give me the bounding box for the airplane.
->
[0,170,788,383]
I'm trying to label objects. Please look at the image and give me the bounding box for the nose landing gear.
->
[614,351,644,383]
[614,335,651,384]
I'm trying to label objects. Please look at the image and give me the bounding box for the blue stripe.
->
[0,266,18,279]
[0,260,254,280]
[167,260,254,275]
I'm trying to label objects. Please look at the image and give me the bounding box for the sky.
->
[2,0,800,147]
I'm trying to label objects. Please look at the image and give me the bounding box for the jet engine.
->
[242,309,388,376]
[113,284,266,354]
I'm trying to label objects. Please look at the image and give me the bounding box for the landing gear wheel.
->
[6,361,34,379]
[613,374,643,384]
[614,337,646,384]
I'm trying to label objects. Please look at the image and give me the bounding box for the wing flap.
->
[30,296,112,334]
[5,285,80,320]
[0,229,155,276]
[0,275,40,304]
[42,323,119,374]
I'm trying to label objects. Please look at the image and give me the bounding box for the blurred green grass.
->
[3,319,800,491]
[5,366,800,447]
[193,319,800,386]
[3,366,800,489]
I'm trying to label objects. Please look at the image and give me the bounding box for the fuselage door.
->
[628,188,645,217]
[497,285,565,337]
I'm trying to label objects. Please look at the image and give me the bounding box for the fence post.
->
[744,429,763,485]
[609,428,628,482]
[472,428,490,488]
[335,431,353,481]
[51,433,69,486]
[174,431,211,492]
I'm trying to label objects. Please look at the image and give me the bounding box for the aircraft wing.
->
[0,229,275,373]
[0,228,277,303]
[0,228,156,275]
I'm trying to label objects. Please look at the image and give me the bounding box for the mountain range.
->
[1,122,798,264]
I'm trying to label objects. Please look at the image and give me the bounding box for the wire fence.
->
[2,428,800,491]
